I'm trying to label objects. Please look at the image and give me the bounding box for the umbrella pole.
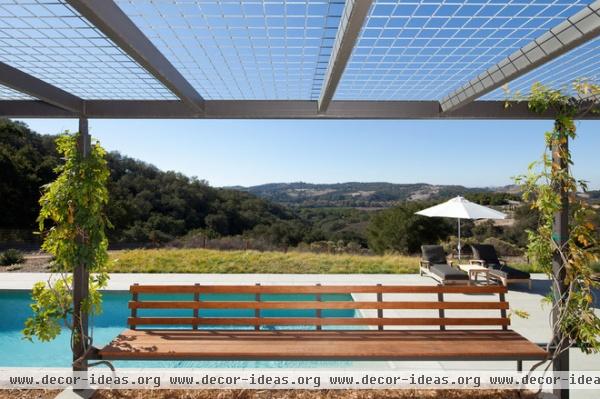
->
[457,218,461,260]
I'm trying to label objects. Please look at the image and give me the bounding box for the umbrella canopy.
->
[416,196,507,220]
[415,196,507,259]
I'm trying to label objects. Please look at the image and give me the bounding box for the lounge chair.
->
[420,245,469,285]
[470,244,531,289]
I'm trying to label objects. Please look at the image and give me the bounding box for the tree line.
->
[4,119,596,255]
[1,120,371,249]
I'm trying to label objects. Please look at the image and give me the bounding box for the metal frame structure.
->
[0,61,83,114]
[66,0,205,114]
[0,0,598,120]
[441,2,600,113]
[3,99,595,120]
[317,0,373,112]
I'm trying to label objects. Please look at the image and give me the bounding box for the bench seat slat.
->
[99,283,548,364]
[130,285,507,294]
[129,300,509,310]
[99,329,546,361]
[127,316,510,326]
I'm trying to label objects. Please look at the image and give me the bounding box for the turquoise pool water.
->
[0,290,356,368]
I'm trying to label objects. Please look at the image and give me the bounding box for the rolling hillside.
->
[233,182,520,208]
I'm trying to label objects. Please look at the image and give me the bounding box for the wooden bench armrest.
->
[421,260,454,268]
[469,259,486,266]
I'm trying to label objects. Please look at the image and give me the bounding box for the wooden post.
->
[193,283,200,330]
[437,292,445,331]
[73,117,91,372]
[552,131,569,399]
[254,283,261,331]
[130,283,138,330]
[499,291,507,331]
[315,284,322,331]
[376,284,383,331]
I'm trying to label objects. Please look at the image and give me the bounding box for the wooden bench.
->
[95,284,547,368]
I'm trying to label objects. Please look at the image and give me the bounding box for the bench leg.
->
[517,360,523,372]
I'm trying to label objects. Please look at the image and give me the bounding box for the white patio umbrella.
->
[415,196,507,259]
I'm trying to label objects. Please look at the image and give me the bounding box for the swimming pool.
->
[0,290,356,368]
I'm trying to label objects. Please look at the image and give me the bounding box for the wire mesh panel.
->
[334,0,593,101]
[0,0,177,100]
[115,0,345,100]
[0,84,34,100]
[483,36,600,100]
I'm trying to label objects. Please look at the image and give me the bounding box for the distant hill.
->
[232,182,520,208]
[580,190,600,203]
[0,119,296,244]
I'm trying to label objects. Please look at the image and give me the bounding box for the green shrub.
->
[442,236,476,257]
[483,237,524,256]
[367,203,452,255]
[0,249,25,266]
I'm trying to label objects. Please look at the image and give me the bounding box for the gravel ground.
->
[0,390,58,399]
[0,390,538,399]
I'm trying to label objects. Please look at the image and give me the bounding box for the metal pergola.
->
[1,2,599,399]
[0,0,599,120]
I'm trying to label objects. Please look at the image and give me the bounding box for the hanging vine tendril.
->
[22,132,111,370]
[511,81,600,384]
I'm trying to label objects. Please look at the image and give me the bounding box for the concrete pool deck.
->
[2,272,599,398]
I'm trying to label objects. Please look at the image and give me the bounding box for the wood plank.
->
[128,317,510,326]
[99,329,547,361]
[129,300,509,310]
[130,284,507,294]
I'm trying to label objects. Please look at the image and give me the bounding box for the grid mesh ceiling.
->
[115,0,345,100]
[334,0,593,101]
[0,0,177,100]
[0,84,34,100]
[0,0,598,105]
[483,36,600,100]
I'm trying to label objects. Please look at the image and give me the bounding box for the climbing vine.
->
[512,81,600,372]
[23,132,110,367]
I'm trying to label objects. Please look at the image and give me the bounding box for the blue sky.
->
[15,118,600,190]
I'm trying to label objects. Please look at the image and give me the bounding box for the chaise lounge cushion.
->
[487,264,531,280]
[430,264,469,281]
[421,245,468,281]
[471,244,502,264]
[471,244,530,280]
[421,245,448,265]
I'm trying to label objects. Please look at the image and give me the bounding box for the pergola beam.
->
[66,0,205,114]
[317,0,373,113]
[3,100,599,120]
[0,62,83,114]
[440,1,600,113]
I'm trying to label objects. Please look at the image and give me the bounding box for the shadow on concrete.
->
[509,278,550,296]
[508,278,600,309]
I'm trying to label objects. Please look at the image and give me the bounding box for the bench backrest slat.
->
[130,285,506,294]
[127,316,510,327]
[128,284,510,330]
[128,300,509,310]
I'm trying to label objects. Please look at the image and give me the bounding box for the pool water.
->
[0,290,356,368]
